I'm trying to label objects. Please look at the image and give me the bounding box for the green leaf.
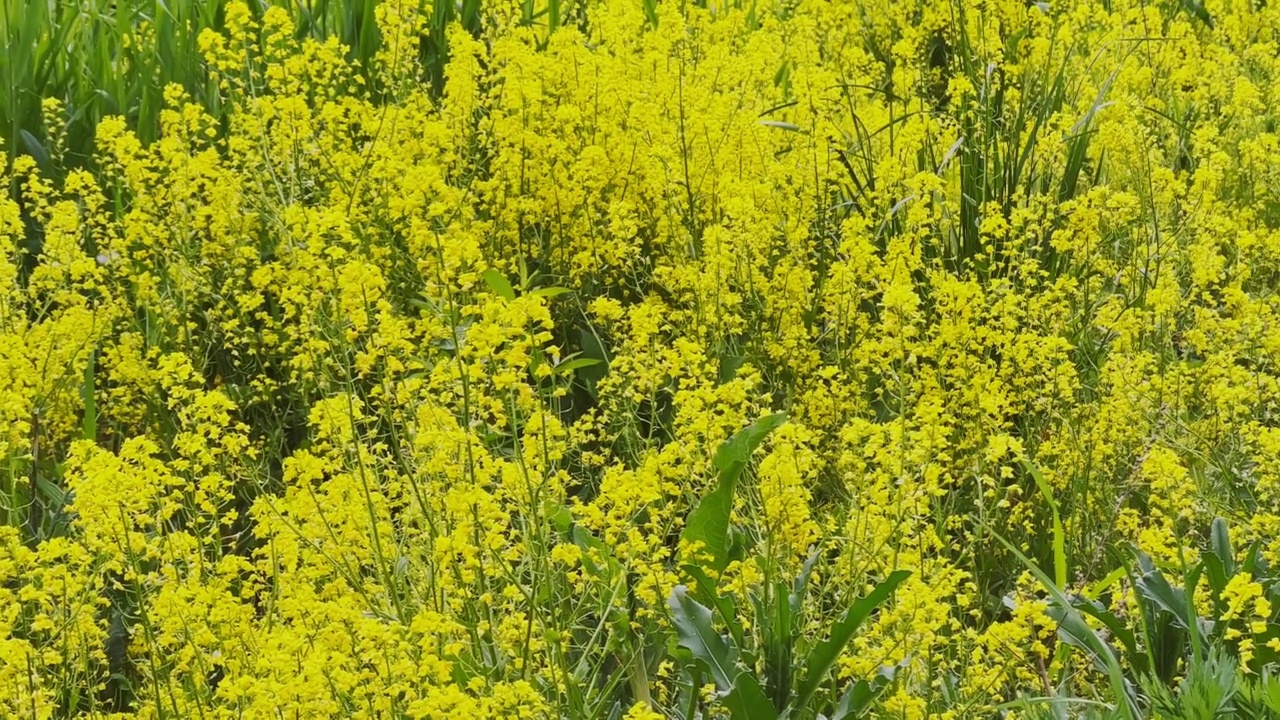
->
[669,585,739,691]
[830,660,905,719]
[481,269,516,301]
[682,413,786,573]
[1203,552,1229,607]
[714,413,787,476]
[680,480,736,571]
[546,501,574,534]
[1185,561,1205,662]
[1059,70,1116,202]
[764,580,794,711]
[555,357,602,375]
[990,529,1138,720]
[531,286,572,298]
[1211,517,1235,578]
[1084,566,1127,600]
[1135,563,1193,631]
[792,546,820,615]
[1024,459,1067,589]
[723,672,778,720]
[683,564,744,649]
[1179,0,1214,27]
[82,349,96,442]
[19,129,50,172]
[641,0,658,27]
[1244,541,1267,577]
[796,570,910,710]
[1069,596,1142,673]
[573,526,619,577]
[718,354,746,383]
[33,471,66,509]
[577,327,610,388]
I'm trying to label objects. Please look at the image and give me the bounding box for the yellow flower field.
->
[5,0,1280,716]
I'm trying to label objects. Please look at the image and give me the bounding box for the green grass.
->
[0,0,392,175]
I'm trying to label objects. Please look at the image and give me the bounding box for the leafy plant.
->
[1007,517,1280,717]
[668,567,909,720]
[668,414,909,720]
[1140,648,1238,720]
[679,412,787,575]
[1236,666,1280,719]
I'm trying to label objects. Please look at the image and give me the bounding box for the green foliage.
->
[1141,648,1237,720]
[665,418,909,719]
[993,526,1139,719]
[2,0,226,170]
[1005,519,1280,716]
[680,413,786,574]
[670,585,740,692]
[668,562,908,720]
[793,571,910,712]
[1236,667,1280,719]
[0,0,474,179]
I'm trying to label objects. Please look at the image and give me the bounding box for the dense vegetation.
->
[6,0,1280,717]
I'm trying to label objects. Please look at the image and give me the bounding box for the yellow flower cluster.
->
[1221,573,1278,668]
[6,0,1280,715]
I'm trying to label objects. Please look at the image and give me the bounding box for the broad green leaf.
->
[723,672,778,720]
[1135,564,1192,631]
[764,580,793,711]
[573,526,619,576]
[713,413,787,476]
[481,269,516,301]
[683,564,744,649]
[796,570,910,710]
[792,546,820,615]
[669,585,739,691]
[681,480,736,573]
[1244,541,1267,577]
[1048,603,1125,667]
[1180,0,1214,27]
[1203,552,1228,606]
[682,413,786,573]
[555,357,602,375]
[531,286,572,298]
[1084,566,1127,600]
[19,129,50,171]
[545,501,574,534]
[1070,596,1139,668]
[33,471,65,508]
[718,354,746,383]
[830,660,904,719]
[577,328,610,388]
[641,0,658,27]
